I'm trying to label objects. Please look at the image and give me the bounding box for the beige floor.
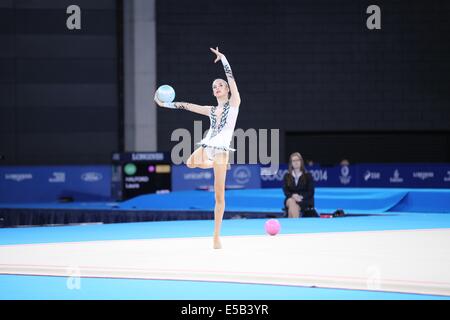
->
[1,228,449,296]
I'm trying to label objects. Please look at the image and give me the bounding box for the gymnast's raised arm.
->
[210,47,241,108]
[154,92,211,117]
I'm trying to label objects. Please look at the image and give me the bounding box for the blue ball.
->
[157,85,175,103]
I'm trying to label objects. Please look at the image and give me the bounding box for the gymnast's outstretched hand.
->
[210,46,224,63]
[209,47,241,107]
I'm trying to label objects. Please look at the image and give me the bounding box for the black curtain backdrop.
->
[156,0,450,163]
[0,0,122,165]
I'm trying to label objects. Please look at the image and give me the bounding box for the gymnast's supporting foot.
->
[213,234,222,249]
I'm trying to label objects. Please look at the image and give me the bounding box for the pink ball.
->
[265,219,281,236]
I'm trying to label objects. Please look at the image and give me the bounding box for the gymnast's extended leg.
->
[212,151,229,249]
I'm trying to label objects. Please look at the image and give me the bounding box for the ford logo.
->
[81,172,103,182]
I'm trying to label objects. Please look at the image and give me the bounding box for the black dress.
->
[282,171,315,213]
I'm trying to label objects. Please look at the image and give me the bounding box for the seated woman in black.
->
[283,152,315,218]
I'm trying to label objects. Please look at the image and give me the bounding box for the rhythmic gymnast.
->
[154,47,241,249]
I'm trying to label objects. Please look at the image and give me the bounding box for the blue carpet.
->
[1,213,450,246]
[114,188,412,213]
[0,275,448,300]
[389,189,450,213]
[1,213,450,300]
[2,188,449,214]
[2,189,449,300]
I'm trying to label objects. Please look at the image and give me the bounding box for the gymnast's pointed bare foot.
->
[213,237,222,249]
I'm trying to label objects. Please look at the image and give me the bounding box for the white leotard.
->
[196,100,239,159]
